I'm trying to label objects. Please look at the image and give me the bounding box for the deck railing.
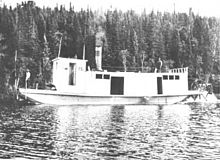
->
[169,67,188,74]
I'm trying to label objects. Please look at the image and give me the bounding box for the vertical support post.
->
[82,44,85,60]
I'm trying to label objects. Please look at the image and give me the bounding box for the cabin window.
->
[69,63,76,85]
[163,75,168,80]
[104,74,110,79]
[96,74,102,79]
[169,75,174,80]
[175,75,180,80]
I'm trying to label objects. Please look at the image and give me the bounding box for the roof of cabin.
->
[52,57,88,63]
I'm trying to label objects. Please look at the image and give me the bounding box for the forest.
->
[0,1,220,101]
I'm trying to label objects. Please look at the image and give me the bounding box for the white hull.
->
[19,88,201,105]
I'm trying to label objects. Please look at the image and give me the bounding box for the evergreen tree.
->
[0,1,220,99]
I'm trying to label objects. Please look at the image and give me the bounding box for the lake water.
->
[0,103,220,159]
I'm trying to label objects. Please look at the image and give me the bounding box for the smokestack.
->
[95,26,105,71]
[95,46,102,70]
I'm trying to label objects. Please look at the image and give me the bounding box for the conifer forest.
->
[0,1,220,100]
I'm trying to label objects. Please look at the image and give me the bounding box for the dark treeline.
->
[0,1,220,100]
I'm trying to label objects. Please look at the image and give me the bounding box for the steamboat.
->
[19,46,217,105]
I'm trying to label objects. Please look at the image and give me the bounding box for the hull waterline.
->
[19,88,200,105]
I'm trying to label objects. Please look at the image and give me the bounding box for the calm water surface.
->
[0,103,220,159]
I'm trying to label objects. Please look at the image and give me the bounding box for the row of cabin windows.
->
[163,75,180,80]
[96,74,110,79]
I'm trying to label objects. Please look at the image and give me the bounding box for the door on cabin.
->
[157,77,163,94]
[110,77,124,95]
[69,63,76,85]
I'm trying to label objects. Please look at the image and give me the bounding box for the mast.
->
[82,43,85,60]
[58,36,62,57]
[14,50,17,88]
[55,31,63,58]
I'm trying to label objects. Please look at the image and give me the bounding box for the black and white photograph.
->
[0,0,220,159]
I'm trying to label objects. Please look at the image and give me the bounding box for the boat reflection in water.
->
[53,105,112,158]
[0,103,220,159]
